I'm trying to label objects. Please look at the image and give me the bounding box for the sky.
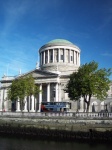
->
[0,0,112,80]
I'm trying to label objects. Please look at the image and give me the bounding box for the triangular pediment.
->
[32,69,58,78]
[17,69,59,79]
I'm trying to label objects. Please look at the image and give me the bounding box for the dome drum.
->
[39,39,80,74]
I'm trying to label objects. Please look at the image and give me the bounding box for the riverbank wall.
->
[0,112,112,142]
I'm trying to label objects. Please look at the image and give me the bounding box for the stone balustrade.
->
[0,111,112,119]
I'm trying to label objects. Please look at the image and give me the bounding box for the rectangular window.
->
[71,56,73,61]
[50,55,53,62]
[45,51,48,63]
[49,49,53,62]
[61,55,64,60]
[41,52,44,65]
[50,55,53,61]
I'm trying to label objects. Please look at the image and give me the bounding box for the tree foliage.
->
[65,61,112,112]
[7,75,40,110]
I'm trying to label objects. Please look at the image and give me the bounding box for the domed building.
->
[0,39,112,113]
[0,39,80,112]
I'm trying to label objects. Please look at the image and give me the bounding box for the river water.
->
[0,136,112,150]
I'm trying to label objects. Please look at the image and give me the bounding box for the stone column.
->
[76,52,78,65]
[58,48,60,62]
[38,84,42,112]
[30,95,35,112]
[28,96,30,111]
[47,83,50,102]
[77,52,79,66]
[75,51,77,65]
[4,88,8,111]
[43,51,45,64]
[69,49,71,63]
[64,49,66,63]
[34,97,37,111]
[16,98,21,112]
[48,50,49,63]
[23,96,28,112]
[73,51,76,64]
[52,49,54,63]
[55,83,59,102]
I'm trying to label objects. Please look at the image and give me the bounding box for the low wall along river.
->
[0,112,112,142]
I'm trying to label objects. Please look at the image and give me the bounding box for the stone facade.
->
[0,39,112,112]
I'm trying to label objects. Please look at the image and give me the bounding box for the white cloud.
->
[101,52,112,57]
[1,0,62,36]
[0,35,39,78]
[1,0,33,36]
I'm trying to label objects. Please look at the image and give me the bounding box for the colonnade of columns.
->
[16,82,60,112]
[40,48,80,66]
[16,95,36,112]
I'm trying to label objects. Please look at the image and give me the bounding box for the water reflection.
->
[0,137,112,150]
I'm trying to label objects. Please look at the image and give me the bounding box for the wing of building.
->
[0,39,112,112]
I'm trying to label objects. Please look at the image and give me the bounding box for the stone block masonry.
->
[0,116,112,142]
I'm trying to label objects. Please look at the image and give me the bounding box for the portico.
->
[16,81,60,112]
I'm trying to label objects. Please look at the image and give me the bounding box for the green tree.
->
[65,61,112,112]
[7,75,40,111]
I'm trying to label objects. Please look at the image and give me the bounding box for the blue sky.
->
[0,0,112,79]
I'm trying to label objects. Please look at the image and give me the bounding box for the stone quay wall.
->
[0,112,112,142]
